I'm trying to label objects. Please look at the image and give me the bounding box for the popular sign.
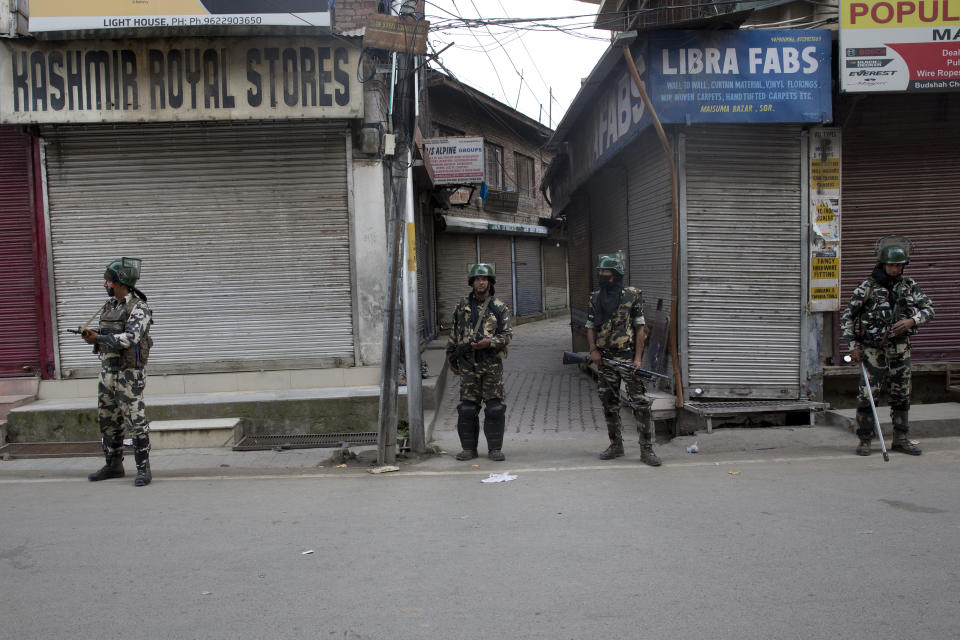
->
[28,0,332,31]
[840,0,960,91]
[0,38,361,124]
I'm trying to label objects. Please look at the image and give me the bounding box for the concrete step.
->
[0,394,35,421]
[0,377,40,397]
[150,418,244,449]
[819,402,960,438]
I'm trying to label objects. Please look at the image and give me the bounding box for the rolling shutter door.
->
[435,233,476,330]
[0,127,42,377]
[683,125,802,399]
[479,235,513,314]
[567,197,592,324]
[838,94,960,361]
[625,129,674,375]
[514,237,542,316]
[43,121,353,375]
[589,167,629,276]
[542,242,567,311]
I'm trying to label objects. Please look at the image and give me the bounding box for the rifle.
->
[67,305,107,338]
[562,351,670,381]
[448,297,492,375]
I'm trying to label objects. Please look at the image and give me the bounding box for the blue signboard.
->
[647,29,832,124]
[564,29,833,190]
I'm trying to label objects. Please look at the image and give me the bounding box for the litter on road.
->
[482,472,517,483]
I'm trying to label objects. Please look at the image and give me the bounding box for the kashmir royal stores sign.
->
[840,0,960,92]
[0,37,361,124]
[28,0,332,31]
[564,29,833,189]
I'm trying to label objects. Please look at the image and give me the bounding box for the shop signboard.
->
[0,37,361,124]
[28,1,332,31]
[840,0,960,92]
[423,137,485,185]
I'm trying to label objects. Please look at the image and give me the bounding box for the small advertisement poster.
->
[423,137,485,185]
[29,1,332,31]
[808,127,841,312]
[840,0,960,92]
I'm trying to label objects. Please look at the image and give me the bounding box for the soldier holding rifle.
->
[840,237,934,457]
[586,254,661,466]
[446,263,513,462]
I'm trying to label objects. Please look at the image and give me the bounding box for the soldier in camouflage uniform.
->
[586,254,661,466]
[446,263,513,462]
[83,258,155,486]
[840,241,934,457]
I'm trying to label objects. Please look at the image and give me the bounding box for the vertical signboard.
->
[840,0,960,92]
[808,127,841,311]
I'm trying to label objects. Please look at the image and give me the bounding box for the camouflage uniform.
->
[94,292,154,476]
[446,292,512,457]
[840,271,934,449]
[586,286,655,453]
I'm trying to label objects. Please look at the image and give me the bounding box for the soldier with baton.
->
[840,237,934,457]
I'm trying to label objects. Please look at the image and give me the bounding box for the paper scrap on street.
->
[728,471,741,476]
[301,550,314,555]
[335,464,347,469]
[367,465,400,474]
[482,472,517,483]
[686,441,699,453]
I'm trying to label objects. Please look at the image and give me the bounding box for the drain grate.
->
[232,432,378,451]
[0,442,132,459]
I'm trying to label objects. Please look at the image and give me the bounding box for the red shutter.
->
[0,127,43,377]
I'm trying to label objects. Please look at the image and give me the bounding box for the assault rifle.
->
[562,351,670,381]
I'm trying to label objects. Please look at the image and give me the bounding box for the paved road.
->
[2,449,958,640]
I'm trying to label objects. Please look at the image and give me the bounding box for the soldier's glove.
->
[472,337,492,350]
[81,329,99,345]
[849,347,863,363]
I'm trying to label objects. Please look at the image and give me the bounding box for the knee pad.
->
[484,400,506,419]
[457,401,481,419]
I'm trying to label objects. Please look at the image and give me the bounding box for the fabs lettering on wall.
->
[565,29,833,190]
[0,38,361,124]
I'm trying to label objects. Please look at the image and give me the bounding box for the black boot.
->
[456,401,481,461]
[600,409,624,460]
[855,406,875,456]
[636,408,661,467]
[133,437,152,486]
[483,400,507,461]
[891,407,921,455]
[88,451,124,481]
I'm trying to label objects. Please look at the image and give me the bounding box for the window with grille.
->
[515,152,535,196]
[484,142,503,190]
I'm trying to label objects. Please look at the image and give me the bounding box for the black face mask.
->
[599,273,619,290]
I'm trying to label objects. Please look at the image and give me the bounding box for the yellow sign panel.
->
[842,0,960,29]
[811,286,839,300]
[815,201,835,223]
[811,257,839,280]
[811,158,840,191]
[406,222,417,272]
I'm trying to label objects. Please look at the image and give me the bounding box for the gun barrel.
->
[562,351,587,365]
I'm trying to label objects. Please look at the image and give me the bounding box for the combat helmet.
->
[468,263,496,285]
[104,257,142,288]
[875,235,913,265]
[596,253,625,275]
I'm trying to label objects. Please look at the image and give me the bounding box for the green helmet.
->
[104,257,142,287]
[878,245,908,265]
[596,253,624,275]
[468,263,496,285]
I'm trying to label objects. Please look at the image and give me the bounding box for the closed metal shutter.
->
[567,196,592,324]
[838,94,960,362]
[435,233,476,331]
[0,127,42,377]
[479,235,513,314]
[589,166,630,277]
[683,125,802,399]
[542,242,567,311]
[43,120,354,376]
[625,129,674,375]
[514,237,542,316]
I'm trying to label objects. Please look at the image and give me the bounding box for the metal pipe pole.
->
[402,146,425,453]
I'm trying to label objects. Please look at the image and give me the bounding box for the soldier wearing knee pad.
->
[82,258,155,486]
[841,237,934,457]
[446,263,512,461]
[586,253,660,466]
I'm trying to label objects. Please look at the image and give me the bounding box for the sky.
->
[422,0,612,129]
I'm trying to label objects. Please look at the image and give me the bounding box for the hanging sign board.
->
[28,0,332,31]
[423,137,485,185]
[840,0,960,92]
[808,127,841,312]
[363,14,430,54]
